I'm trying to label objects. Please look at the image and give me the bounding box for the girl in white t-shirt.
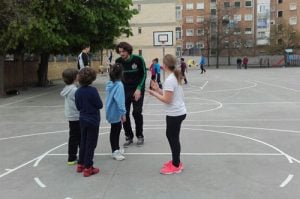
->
[148,54,187,175]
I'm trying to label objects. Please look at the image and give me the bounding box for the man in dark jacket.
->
[115,42,147,147]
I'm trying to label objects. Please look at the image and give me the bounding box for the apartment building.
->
[181,0,257,56]
[118,0,181,65]
[180,0,300,57]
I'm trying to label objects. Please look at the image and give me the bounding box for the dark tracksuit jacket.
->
[115,54,147,139]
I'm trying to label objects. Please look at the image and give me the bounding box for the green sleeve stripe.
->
[137,55,146,90]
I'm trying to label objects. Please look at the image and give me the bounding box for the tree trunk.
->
[0,55,4,96]
[37,53,49,87]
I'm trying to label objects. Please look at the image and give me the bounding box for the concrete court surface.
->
[1,67,300,199]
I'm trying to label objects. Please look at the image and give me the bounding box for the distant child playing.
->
[75,68,103,177]
[105,63,126,161]
[149,54,187,175]
[60,68,80,166]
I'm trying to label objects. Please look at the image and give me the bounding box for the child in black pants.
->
[60,68,81,166]
[105,63,126,161]
[75,68,103,177]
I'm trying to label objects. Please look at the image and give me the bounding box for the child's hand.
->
[121,115,126,123]
[150,80,159,91]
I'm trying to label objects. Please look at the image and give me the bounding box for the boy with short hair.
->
[60,68,81,166]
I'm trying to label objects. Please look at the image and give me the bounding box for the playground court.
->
[1,67,300,199]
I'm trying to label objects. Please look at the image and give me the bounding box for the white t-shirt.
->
[163,73,187,116]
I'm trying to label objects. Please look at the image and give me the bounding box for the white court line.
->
[48,153,283,156]
[255,80,300,92]
[183,127,300,164]
[0,157,41,178]
[200,81,208,90]
[186,80,257,93]
[0,127,110,141]
[280,174,294,188]
[34,177,46,188]
[144,98,223,115]
[0,105,63,108]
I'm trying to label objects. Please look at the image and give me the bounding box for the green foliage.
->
[0,0,136,55]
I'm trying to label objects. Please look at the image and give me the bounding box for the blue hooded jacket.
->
[105,80,126,123]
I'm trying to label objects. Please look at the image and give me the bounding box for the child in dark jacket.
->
[75,68,103,177]
[105,63,126,161]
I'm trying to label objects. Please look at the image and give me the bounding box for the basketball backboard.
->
[153,31,173,46]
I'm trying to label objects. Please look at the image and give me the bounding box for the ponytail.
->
[163,54,182,84]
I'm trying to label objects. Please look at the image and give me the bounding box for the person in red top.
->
[243,56,249,69]
[180,58,188,84]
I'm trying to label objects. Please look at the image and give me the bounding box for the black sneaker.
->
[137,137,144,146]
[123,139,133,148]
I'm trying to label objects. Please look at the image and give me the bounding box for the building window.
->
[290,3,297,11]
[245,40,253,47]
[234,15,241,21]
[196,16,205,23]
[176,27,182,40]
[196,3,204,9]
[245,28,252,34]
[211,9,216,15]
[186,3,193,10]
[138,27,142,34]
[234,29,241,35]
[278,0,283,3]
[245,0,252,7]
[196,42,204,49]
[137,4,141,12]
[197,28,205,36]
[278,24,283,31]
[224,2,230,8]
[234,41,241,48]
[224,41,229,48]
[234,1,241,8]
[258,31,266,38]
[176,5,182,20]
[278,11,283,17]
[186,42,194,49]
[176,46,182,57]
[186,29,194,36]
[289,17,297,25]
[186,16,194,23]
[244,14,253,21]
[278,39,283,45]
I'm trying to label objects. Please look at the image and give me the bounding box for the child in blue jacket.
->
[105,63,126,161]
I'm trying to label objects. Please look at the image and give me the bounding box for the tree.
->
[0,0,136,86]
[265,21,300,55]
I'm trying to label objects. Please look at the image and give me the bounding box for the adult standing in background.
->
[78,44,90,70]
[243,56,249,69]
[115,42,147,147]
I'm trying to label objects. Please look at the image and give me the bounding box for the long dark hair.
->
[109,63,123,82]
[163,54,182,84]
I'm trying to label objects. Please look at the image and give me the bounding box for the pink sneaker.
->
[163,161,184,170]
[160,162,183,175]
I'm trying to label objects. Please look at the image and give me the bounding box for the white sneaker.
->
[112,150,125,161]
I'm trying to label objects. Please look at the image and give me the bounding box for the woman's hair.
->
[109,63,123,82]
[163,54,182,84]
[62,68,78,85]
[116,42,133,55]
[78,67,97,86]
